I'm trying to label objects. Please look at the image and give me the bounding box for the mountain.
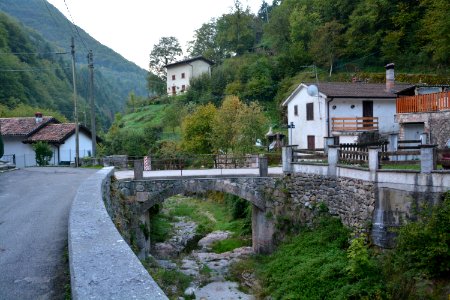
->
[0,0,150,127]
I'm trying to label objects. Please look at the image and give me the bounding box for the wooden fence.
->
[339,141,388,164]
[292,148,327,162]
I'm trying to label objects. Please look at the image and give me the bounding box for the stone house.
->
[282,66,411,149]
[165,56,214,96]
[0,113,97,167]
[395,85,450,147]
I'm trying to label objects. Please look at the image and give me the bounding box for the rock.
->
[198,231,232,250]
[153,242,177,259]
[156,259,177,270]
[184,286,196,297]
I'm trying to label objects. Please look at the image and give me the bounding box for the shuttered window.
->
[294,105,298,116]
[306,103,314,120]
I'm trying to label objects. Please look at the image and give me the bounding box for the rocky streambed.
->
[151,216,255,300]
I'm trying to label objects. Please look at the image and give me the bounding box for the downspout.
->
[327,97,335,137]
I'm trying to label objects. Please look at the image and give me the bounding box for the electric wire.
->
[63,0,89,52]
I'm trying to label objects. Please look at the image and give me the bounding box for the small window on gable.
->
[306,103,314,121]
[181,73,185,79]
[172,74,176,80]
[294,105,298,116]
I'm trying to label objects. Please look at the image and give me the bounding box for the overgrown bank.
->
[231,191,450,299]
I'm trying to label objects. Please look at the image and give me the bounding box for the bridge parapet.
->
[69,167,167,300]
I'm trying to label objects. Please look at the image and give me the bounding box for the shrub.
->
[32,141,52,166]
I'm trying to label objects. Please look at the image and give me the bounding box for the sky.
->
[46,0,264,70]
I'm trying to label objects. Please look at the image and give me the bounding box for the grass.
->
[153,194,251,252]
[211,237,250,253]
[121,104,167,130]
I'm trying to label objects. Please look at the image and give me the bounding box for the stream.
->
[151,215,255,299]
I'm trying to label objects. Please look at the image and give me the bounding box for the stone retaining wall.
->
[279,174,376,230]
[68,167,167,300]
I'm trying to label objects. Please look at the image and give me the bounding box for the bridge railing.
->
[126,153,282,171]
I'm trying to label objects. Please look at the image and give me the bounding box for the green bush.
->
[259,216,385,299]
[384,192,450,298]
[32,141,52,166]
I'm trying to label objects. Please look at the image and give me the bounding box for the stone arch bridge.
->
[116,176,285,256]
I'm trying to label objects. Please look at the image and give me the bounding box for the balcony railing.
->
[397,91,449,113]
[332,117,378,132]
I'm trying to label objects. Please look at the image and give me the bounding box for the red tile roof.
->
[0,117,57,136]
[25,123,76,143]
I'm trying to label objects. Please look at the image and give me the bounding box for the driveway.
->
[0,167,96,300]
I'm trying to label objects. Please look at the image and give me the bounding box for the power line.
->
[63,0,89,52]
[0,51,68,55]
[41,0,61,29]
[0,67,71,72]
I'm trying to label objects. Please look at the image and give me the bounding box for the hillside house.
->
[395,85,450,147]
[165,56,214,95]
[0,113,97,167]
[282,65,411,149]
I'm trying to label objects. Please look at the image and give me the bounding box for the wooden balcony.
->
[397,91,449,113]
[332,117,378,132]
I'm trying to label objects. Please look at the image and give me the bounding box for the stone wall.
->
[266,174,375,235]
[397,111,450,147]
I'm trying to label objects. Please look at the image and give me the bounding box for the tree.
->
[149,36,183,80]
[419,0,450,65]
[187,20,222,62]
[234,101,267,154]
[215,0,256,56]
[32,141,52,166]
[212,96,244,153]
[181,103,217,154]
[309,20,345,76]
[147,72,166,96]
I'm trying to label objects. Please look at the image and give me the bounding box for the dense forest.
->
[0,0,151,128]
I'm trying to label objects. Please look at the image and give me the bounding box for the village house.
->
[165,56,214,96]
[282,64,411,149]
[395,85,450,147]
[0,113,97,167]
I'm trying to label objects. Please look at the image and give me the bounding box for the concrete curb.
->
[68,167,167,300]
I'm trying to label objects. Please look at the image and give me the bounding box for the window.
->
[181,73,185,79]
[172,74,176,80]
[181,84,186,92]
[171,86,176,95]
[294,105,298,116]
[306,103,314,120]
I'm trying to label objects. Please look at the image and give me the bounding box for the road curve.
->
[0,167,96,300]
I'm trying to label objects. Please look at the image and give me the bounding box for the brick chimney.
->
[35,112,43,123]
[385,63,395,92]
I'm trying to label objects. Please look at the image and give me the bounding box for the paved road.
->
[0,167,96,300]
[114,167,283,180]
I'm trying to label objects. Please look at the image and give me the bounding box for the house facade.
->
[395,86,450,147]
[165,56,214,95]
[282,81,411,149]
[0,113,96,167]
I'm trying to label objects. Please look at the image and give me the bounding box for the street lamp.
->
[287,122,295,145]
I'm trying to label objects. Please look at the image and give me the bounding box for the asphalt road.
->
[0,167,96,300]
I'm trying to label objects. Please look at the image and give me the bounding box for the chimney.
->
[35,112,43,123]
[385,63,395,92]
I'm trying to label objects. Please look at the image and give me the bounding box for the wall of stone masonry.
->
[397,111,450,147]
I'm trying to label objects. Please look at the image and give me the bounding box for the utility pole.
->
[71,37,80,167]
[88,50,96,157]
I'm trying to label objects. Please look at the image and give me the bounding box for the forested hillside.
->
[104,0,448,157]
[0,0,150,128]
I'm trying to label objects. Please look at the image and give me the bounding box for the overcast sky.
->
[46,0,263,70]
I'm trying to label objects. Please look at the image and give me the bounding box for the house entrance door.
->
[307,135,315,150]
[363,101,373,128]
